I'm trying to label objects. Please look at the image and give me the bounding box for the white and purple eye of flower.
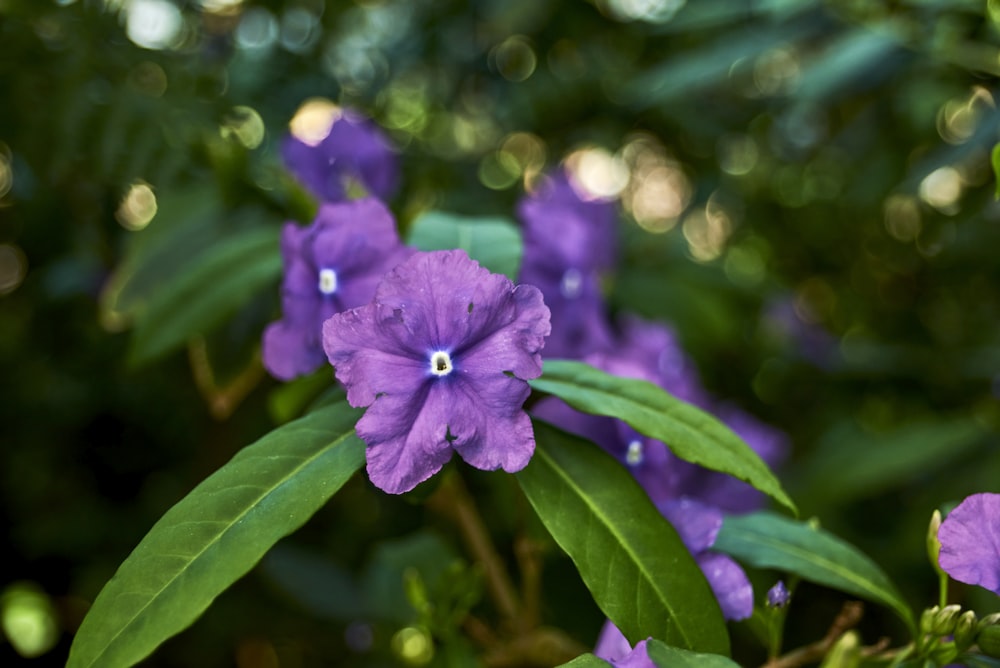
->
[262,198,412,381]
[322,249,551,495]
[282,108,399,203]
[937,492,1000,596]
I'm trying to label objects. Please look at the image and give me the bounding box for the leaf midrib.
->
[534,445,700,649]
[83,426,357,667]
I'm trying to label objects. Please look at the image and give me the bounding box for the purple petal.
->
[593,621,655,668]
[697,552,754,621]
[261,319,326,381]
[938,493,1000,595]
[658,497,723,553]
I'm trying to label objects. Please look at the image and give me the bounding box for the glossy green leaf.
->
[517,420,729,655]
[646,639,742,667]
[407,210,522,280]
[128,225,282,365]
[557,654,610,667]
[530,360,796,514]
[67,401,366,668]
[714,512,915,635]
[992,143,1000,199]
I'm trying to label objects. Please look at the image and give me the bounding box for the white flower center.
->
[560,268,583,299]
[318,268,338,295]
[429,351,453,377]
[625,439,644,466]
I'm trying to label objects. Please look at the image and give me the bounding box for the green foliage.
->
[714,512,915,635]
[66,401,365,668]
[557,654,611,667]
[407,210,523,280]
[530,359,796,513]
[517,420,729,655]
[645,639,743,667]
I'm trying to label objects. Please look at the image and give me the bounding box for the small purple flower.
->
[517,169,618,359]
[594,621,655,668]
[767,580,790,608]
[262,198,412,381]
[322,249,551,494]
[938,493,1000,595]
[282,108,399,203]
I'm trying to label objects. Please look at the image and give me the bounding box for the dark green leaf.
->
[128,225,282,365]
[714,512,915,635]
[529,360,796,514]
[407,210,523,280]
[517,420,730,655]
[646,639,742,667]
[66,401,366,668]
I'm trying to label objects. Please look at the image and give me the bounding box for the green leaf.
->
[713,512,915,635]
[557,654,610,667]
[792,417,985,507]
[517,420,730,655]
[67,401,366,668]
[646,639,742,667]
[529,359,796,514]
[128,225,282,365]
[407,210,523,280]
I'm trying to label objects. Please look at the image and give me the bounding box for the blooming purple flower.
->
[517,169,618,359]
[767,580,790,608]
[937,492,1000,595]
[262,198,412,381]
[594,621,655,668]
[322,249,551,494]
[282,108,399,203]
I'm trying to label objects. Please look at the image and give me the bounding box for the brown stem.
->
[761,601,864,668]
[515,534,543,633]
[427,472,521,625]
[188,337,264,420]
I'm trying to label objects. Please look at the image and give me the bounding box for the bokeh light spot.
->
[235,7,278,50]
[0,582,58,659]
[883,194,922,242]
[289,98,341,147]
[621,134,690,232]
[491,35,537,82]
[221,105,265,149]
[565,146,629,200]
[116,181,158,231]
[0,245,27,295]
[125,0,184,50]
[0,149,12,200]
[391,626,434,665]
[128,60,168,97]
[919,166,963,213]
[717,134,759,176]
[682,206,731,262]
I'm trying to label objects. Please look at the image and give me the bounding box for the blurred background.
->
[2,0,1000,665]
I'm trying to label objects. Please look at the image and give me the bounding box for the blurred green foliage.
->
[2,0,1000,665]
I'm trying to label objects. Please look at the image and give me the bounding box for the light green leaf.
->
[992,143,1000,199]
[646,639,742,667]
[557,654,610,667]
[67,401,366,668]
[128,225,282,365]
[517,420,730,655]
[529,360,796,514]
[714,512,915,635]
[407,210,523,280]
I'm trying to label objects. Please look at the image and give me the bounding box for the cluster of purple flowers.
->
[264,109,551,495]
[516,167,789,658]
[264,108,790,654]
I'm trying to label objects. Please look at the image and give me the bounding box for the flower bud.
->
[954,610,978,651]
[932,604,963,636]
[766,581,790,608]
[818,630,860,668]
[978,624,1000,658]
[920,605,940,636]
[928,639,958,666]
[927,510,944,575]
[977,612,1000,634]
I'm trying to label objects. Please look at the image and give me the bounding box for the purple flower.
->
[938,493,1000,595]
[262,198,412,381]
[322,249,551,494]
[517,169,618,359]
[594,621,655,668]
[282,109,399,203]
[767,580,790,608]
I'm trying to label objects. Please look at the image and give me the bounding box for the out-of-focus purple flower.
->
[262,198,412,381]
[322,250,551,494]
[761,296,837,369]
[517,169,618,359]
[282,109,399,203]
[594,621,655,668]
[937,493,1000,595]
[767,580,790,608]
